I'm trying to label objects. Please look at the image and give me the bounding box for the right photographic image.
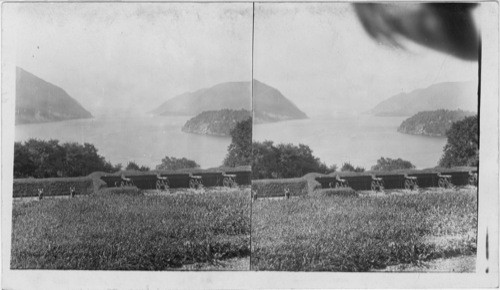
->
[251,3,479,272]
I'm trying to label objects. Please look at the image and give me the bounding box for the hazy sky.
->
[10,3,253,115]
[254,3,479,117]
[9,3,478,117]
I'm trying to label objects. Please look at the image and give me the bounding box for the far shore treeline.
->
[13,115,478,180]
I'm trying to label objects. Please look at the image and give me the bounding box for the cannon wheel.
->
[404,180,411,190]
[156,180,163,190]
[371,181,377,191]
[438,178,445,188]
[223,178,230,188]
[189,179,197,189]
[227,178,236,188]
[469,175,477,186]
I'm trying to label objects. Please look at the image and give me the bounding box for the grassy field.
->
[11,188,250,270]
[251,187,477,271]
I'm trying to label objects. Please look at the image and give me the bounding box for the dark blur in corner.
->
[354,3,480,61]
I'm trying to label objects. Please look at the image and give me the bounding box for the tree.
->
[22,139,66,177]
[251,141,336,179]
[125,161,150,171]
[13,142,36,178]
[252,140,279,179]
[126,162,141,171]
[139,165,150,172]
[13,139,121,178]
[276,143,328,178]
[371,157,416,171]
[223,118,252,167]
[439,115,479,167]
[341,162,365,173]
[63,142,112,176]
[156,156,200,171]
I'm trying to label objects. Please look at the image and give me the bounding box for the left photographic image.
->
[6,2,252,270]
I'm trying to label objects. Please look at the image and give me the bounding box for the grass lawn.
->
[251,187,477,271]
[11,188,250,270]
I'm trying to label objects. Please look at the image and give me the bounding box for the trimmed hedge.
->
[13,177,94,198]
[312,188,357,197]
[315,168,478,191]
[97,186,141,196]
[100,170,252,189]
[252,178,308,198]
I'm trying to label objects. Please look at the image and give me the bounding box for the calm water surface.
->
[253,115,447,169]
[15,114,231,169]
[16,114,447,170]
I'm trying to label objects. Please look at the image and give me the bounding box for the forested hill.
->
[16,67,92,125]
[370,81,477,116]
[182,109,251,136]
[398,109,475,137]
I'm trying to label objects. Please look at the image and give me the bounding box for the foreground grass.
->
[251,188,476,271]
[11,190,250,270]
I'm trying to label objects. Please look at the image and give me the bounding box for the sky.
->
[9,3,253,115]
[7,3,479,117]
[254,3,479,117]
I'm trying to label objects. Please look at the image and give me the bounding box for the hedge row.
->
[315,170,476,191]
[252,178,308,198]
[101,170,252,189]
[13,177,94,198]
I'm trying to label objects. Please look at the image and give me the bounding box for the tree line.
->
[13,139,204,178]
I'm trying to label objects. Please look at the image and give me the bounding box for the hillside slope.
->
[182,109,251,136]
[152,80,307,123]
[253,80,308,123]
[398,109,475,137]
[370,82,477,116]
[16,67,92,125]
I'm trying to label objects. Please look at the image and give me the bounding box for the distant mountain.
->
[398,109,475,137]
[252,80,308,123]
[151,80,307,123]
[16,67,92,125]
[370,82,478,116]
[182,109,251,136]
